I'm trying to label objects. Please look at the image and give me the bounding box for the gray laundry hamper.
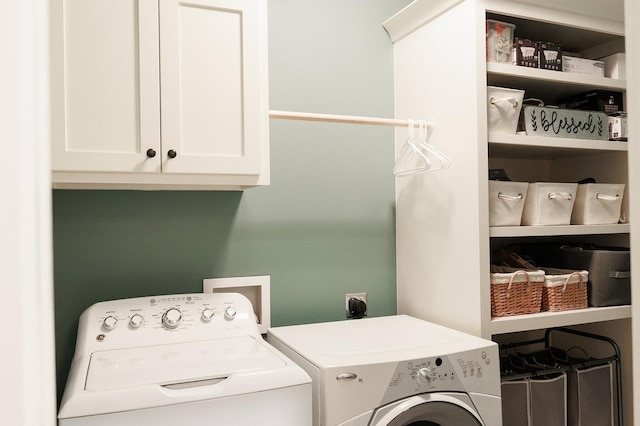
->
[499,327,621,426]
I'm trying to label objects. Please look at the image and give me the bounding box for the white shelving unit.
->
[385,0,631,423]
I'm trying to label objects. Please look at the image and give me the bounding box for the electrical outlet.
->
[345,292,367,318]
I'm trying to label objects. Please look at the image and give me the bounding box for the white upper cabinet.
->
[50,0,269,190]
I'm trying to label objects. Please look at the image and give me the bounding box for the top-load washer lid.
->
[86,335,284,391]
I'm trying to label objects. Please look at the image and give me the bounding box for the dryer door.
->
[369,393,484,426]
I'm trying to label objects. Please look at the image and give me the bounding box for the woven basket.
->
[491,269,545,317]
[542,269,589,312]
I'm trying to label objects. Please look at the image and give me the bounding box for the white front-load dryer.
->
[267,315,501,426]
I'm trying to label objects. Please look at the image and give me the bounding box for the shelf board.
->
[487,62,626,89]
[490,223,629,237]
[489,133,627,159]
[489,305,631,336]
[487,62,625,101]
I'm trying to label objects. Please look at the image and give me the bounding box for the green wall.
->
[53,0,411,401]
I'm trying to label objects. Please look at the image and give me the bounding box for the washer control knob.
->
[129,314,144,328]
[103,316,118,330]
[224,306,237,320]
[201,308,215,322]
[418,367,433,383]
[162,308,183,329]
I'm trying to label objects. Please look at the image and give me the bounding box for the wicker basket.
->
[542,269,589,312]
[491,268,545,317]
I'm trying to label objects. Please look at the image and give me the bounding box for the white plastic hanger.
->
[416,119,451,172]
[394,119,431,176]
[394,120,450,176]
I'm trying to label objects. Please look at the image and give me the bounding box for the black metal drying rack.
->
[499,327,622,426]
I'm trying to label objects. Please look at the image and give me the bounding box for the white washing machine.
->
[267,315,502,426]
[58,292,312,425]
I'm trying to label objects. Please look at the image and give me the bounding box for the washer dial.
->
[162,308,183,329]
[103,316,118,330]
[224,306,237,320]
[129,314,144,328]
[201,308,215,322]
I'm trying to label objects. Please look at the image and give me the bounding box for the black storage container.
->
[561,246,630,307]
[559,90,624,113]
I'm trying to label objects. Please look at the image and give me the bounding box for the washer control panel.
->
[75,293,260,354]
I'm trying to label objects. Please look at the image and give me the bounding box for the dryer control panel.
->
[382,346,499,403]
[74,293,261,354]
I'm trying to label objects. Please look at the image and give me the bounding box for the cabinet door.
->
[50,0,161,173]
[159,0,266,175]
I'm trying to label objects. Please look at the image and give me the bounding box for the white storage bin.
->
[570,183,624,225]
[521,183,578,226]
[487,86,525,134]
[489,181,529,226]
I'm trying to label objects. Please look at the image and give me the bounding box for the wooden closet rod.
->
[269,110,433,129]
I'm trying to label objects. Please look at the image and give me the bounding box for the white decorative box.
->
[571,183,625,225]
[488,181,529,226]
[562,56,605,76]
[601,53,626,79]
[521,182,578,226]
[523,106,608,140]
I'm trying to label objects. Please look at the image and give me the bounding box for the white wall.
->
[0,0,57,424]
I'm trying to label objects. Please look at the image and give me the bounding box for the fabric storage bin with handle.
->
[561,246,630,307]
[487,86,525,134]
[570,183,625,225]
[489,181,529,226]
[521,182,578,226]
[490,267,545,317]
[541,268,589,312]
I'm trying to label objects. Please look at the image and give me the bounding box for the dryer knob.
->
[162,308,183,329]
[418,367,433,383]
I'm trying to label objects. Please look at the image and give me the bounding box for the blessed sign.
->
[523,106,609,140]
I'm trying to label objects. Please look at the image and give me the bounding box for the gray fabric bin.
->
[567,363,614,426]
[502,380,530,426]
[561,247,630,307]
[501,374,567,426]
[530,374,567,426]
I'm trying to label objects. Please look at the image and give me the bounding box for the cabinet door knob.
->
[167,149,177,159]
[146,148,156,158]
